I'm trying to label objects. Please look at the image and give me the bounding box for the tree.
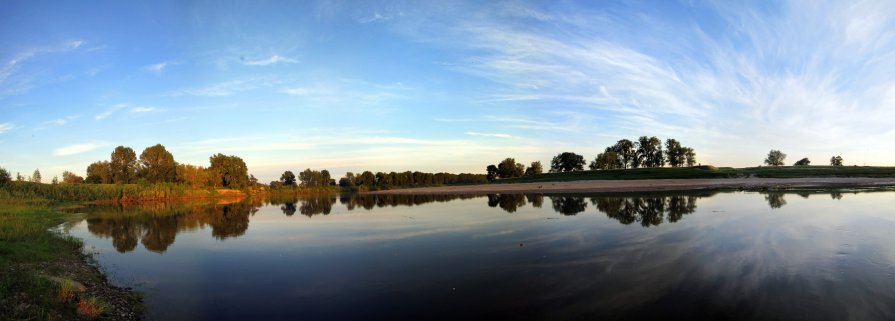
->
[62,171,84,184]
[525,161,543,176]
[665,139,686,167]
[321,170,333,186]
[794,158,810,166]
[86,161,112,184]
[31,169,42,183]
[764,150,786,166]
[486,165,499,182]
[636,136,664,168]
[176,164,209,188]
[497,158,524,179]
[550,152,585,172]
[280,171,297,187]
[609,139,637,169]
[684,148,697,167]
[590,151,622,170]
[208,153,248,188]
[51,176,59,184]
[110,146,137,184]
[139,144,176,183]
[0,166,10,186]
[340,172,356,187]
[16,172,24,182]
[830,155,843,166]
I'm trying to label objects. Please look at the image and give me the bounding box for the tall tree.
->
[280,171,297,187]
[591,151,622,170]
[85,161,112,184]
[110,146,137,184]
[208,153,248,188]
[139,144,176,183]
[525,161,543,176]
[764,150,786,166]
[636,136,664,168]
[684,148,697,167]
[550,152,585,172]
[321,170,333,186]
[497,158,524,179]
[664,139,686,167]
[31,169,41,183]
[830,155,844,166]
[610,139,637,169]
[0,166,10,186]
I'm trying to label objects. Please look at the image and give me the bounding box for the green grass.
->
[0,181,218,202]
[0,198,85,320]
[496,165,895,184]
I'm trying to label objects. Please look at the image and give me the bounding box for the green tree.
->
[139,144,176,183]
[497,158,524,179]
[610,139,637,169]
[550,152,585,172]
[794,157,810,166]
[86,161,112,184]
[636,136,664,168]
[486,165,499,182]
[176,164,209,188]
[665,139,686,167]
[590,151,621,170]
[684,148,697,167]
[830,155,843,166]
[524,161,543,176]
[110,146,137,184]
[280,171,297,187]
[16,172,24,182]
[62,171,84,184]
[764,150,786,166]
[0,166,10,186]
[208,153,248,188]
[51,176,59,184]
[31,169,41,183]
[340,172,356,187]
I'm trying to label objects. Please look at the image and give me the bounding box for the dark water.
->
[64,190,895,321]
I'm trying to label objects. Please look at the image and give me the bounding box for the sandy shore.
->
[366,177,895,195]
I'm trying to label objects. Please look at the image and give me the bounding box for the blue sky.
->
[2,1,895,182]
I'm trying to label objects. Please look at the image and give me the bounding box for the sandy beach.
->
[366,177,895,195]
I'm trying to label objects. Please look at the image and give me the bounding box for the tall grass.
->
[0,181,217,202]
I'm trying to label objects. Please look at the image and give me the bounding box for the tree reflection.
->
[85,201,258,253]
[486,194,527,213]
[338,194,483,211]
[550,196,588,216]
[589,194,701,227]
[763,192,787,209]
[299,196,336,217]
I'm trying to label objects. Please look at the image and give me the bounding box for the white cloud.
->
[466,131,514,138]
[54,142,105,156]
[243,55,297,66]
[130,106,160,113]
[146,62,169,73]
[0,122,14,134]
[95,104,127,120]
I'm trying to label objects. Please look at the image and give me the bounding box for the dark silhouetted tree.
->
[764,150,786,166]
[794,158,810,166]
[497,158,524,179]
[486,165,499,182]
[550,152,585,172]
[31,169,41,183]
[280,171,297,187]
[830,155,843,166]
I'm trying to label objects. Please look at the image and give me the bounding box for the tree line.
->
[484,136,697,181]
[763,150,845,166]
[339,170,489,189]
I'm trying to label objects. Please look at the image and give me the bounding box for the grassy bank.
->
[0,198,142,320]
[496,166,895,184]
[0,181,238,203]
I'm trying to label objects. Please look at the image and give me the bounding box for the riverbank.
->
[0,201,142,320]
[366,177,895,195]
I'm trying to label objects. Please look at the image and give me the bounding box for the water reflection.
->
[85,201,259,253]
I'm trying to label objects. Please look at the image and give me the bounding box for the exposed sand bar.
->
[366,177,895,195]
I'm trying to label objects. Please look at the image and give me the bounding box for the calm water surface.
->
[65,190,895,321]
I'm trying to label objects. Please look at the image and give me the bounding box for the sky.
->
[2,0,895,182]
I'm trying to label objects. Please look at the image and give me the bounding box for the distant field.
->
[496,166,895,184]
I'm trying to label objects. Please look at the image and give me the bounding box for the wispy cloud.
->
[130,106,161,113]
[95,104,127,120]
[466,131,514,138]
[54,142,105,156]
[242,55,297,66]
[1,39,86,97]
[145,61,171,73]
[0,123,14,134]
[168,80,275,97]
